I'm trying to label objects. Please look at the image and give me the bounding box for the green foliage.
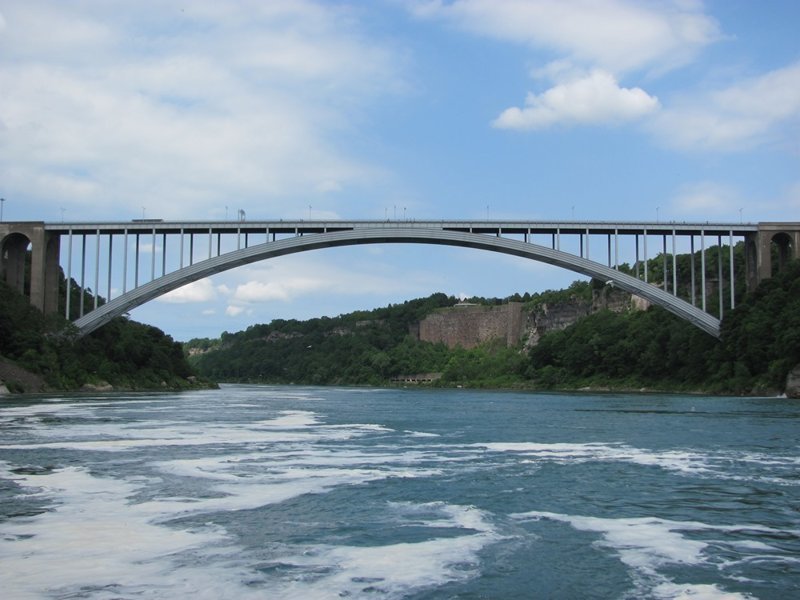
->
[523,280,592,311]
[190,294,460,385]
[525,259,800,394]
[525,307,719,391]
[0,279,203,392]
[187,255,799,395]
[714,259,800,392]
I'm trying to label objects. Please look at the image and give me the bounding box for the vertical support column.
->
[700,230,706,312]
[107,234,113,301]
[190,233,194,266]
[643,230,648,283]
[179,228,184,269]
[65,230,73,319]
[161,233,167,277]
[729,231,735,309]
[614,229,619,269]
[556,228,560,251]
[123,230,128,294]
[671,230,677,296]
[208,227,213,260]
[718,236,724,318]
[585,228,590,260]
[80,235,86,318]
[237,227,241,250]
[135,234,140,288]
[756,230,772,282]
[607,234,611,267]
[690,236,695,306]
[150,228,156,282]
[94,230,100,310]
[635,234,640,278]
[662,235,668,292]
[217,232,222,256]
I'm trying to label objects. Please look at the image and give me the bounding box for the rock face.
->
[418,303,524,350]
[0,356,47,393]
[786,364,800,399]
[416,287,647,350]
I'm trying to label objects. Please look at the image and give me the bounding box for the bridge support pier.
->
[745,223,800,290]
[0,222,61,314]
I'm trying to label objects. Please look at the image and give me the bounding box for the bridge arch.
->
[1,231,33,297]
[73,228,721,338]
[770,232,795,276]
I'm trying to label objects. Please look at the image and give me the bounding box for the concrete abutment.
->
[0,222,61,314]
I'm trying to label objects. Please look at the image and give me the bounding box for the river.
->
[1,386,799,599]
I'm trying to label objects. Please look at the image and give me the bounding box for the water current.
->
[1,386,799,599]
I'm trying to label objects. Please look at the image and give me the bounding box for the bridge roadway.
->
[3,218,797,338]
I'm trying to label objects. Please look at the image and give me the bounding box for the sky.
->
[1,0,799,340]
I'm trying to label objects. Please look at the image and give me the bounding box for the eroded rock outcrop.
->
[416,287,647,350]
[786,364,800,399]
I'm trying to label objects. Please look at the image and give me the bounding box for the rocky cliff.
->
[416,287,647,350]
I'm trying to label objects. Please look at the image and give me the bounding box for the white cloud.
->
[493,69,659,130]
[225,305,246,317]
[233,277,324,303]
[412,0,720,74]
[158,278,217,303]
[667,179,800,223]
[0,0,401,219]
[670,182,739,216]
[650,61,800,151]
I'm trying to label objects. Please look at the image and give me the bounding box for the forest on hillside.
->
[187,257,800,395]
[0,275,207,393]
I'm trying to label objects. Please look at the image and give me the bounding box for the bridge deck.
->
[44,219,759,237]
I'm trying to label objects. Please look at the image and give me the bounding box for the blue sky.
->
[1,1,799,340]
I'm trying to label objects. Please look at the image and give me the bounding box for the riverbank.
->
[0,354,217,396]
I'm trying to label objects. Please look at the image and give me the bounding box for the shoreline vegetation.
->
[0,275,216,395]
[2,257,799,398]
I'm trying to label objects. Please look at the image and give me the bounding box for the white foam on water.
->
[476,441,800,484]
[512,511,760,599]
[388,501,495,533]
[0,410,392,452]
[651,582,755,599]
[262,502,500,599]
[404,430,441,438]
[0,463,248,600]
[0,454,457,599]
[144,444,444,518]
[253,410,321,428]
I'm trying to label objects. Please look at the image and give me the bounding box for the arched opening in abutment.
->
[0,232,33,299]
[771,232,795,276]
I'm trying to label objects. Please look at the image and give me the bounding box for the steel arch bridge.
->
[2,219,798,338]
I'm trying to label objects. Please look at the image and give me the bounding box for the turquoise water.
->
[1,386,799,599]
